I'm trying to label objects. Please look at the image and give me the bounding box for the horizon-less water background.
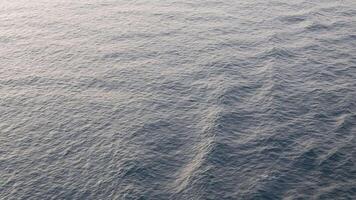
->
[1,0,356,199]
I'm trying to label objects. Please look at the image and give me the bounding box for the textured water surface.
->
[1,0,356,199]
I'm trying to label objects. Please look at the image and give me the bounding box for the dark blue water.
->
[1,0,356,199]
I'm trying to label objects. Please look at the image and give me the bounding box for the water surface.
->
[1,0,356,199]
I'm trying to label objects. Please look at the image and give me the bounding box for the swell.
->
[169,108,219,197]
[168,64,279,199]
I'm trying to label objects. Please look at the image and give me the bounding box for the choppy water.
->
[1,0,356,199]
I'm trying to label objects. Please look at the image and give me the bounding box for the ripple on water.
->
[1,0,356,199]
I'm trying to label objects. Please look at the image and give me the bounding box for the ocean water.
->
[1,0,356,199]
